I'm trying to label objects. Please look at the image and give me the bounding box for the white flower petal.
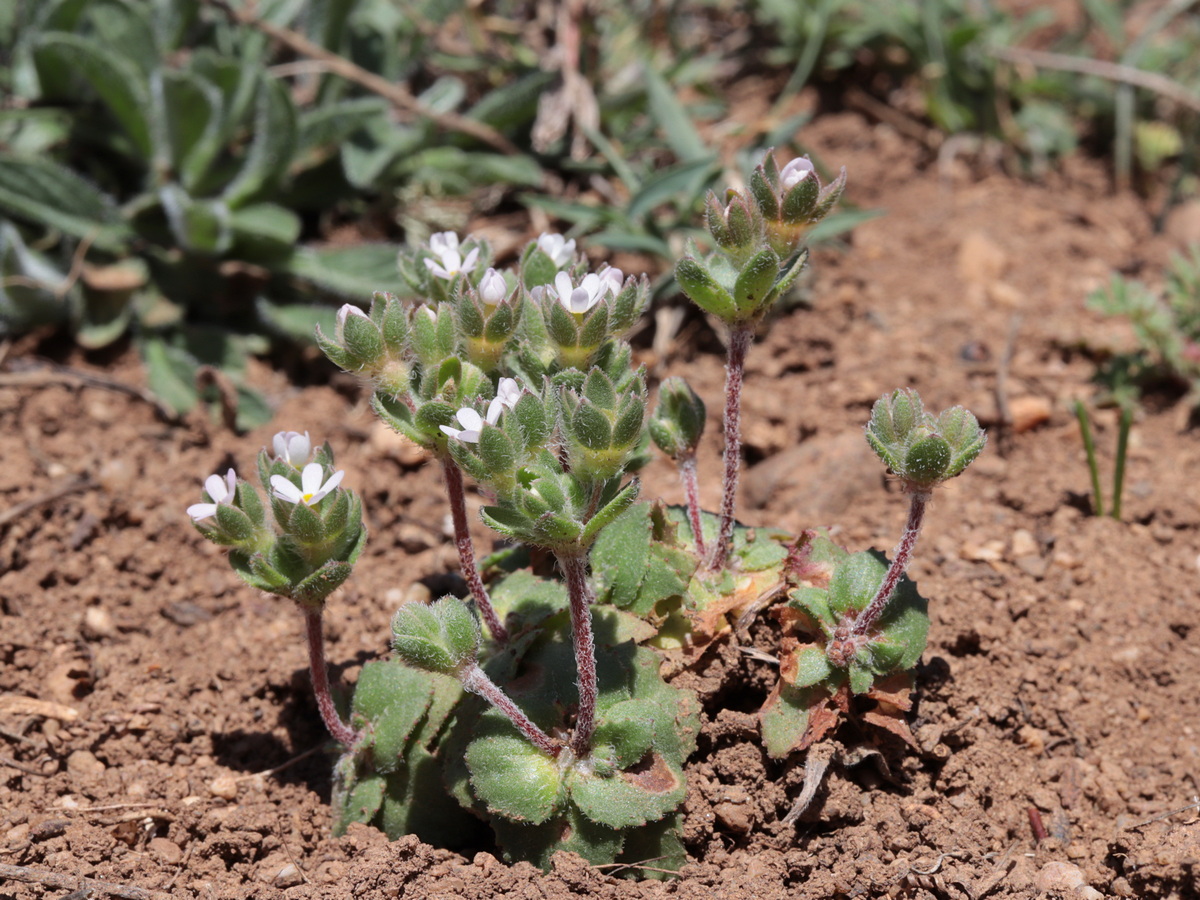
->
[553,272,574,303]
[187,502,218,521]
[601,267,624,296]
[455,408,484,432]
[311,469,344,503]
[460,247,480,274]
[429,232,458,255]
[780,157,815,190]
[479,268,507,305]
[290,432,311,462]
[271,474,303,504]
[204,473,229,503]
[537,233,575,267]
[424,258,451,280]
[485,398,504,425]
[337,304,369,329]
[300,463,325,498]
[496,377,521,409]
[273,431,311,465]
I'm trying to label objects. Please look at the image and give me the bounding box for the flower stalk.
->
[558,550,598,757]
[834,489,930,654]
[304,609,359,747]
[461,664,562,757]
[679,453,706,558]
[709,324,753,571]
[441,456,509,644]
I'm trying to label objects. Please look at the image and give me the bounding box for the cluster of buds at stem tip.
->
[316,294,410,397]
[532,268,649,370]
[676,149,846,326]
[865,388,987,492]
[187,432,367,609]
[648,377,706,461]
[397,231,493,305]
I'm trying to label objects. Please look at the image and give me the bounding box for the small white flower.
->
[600,266,625,297]
[478,268,508,305]
[548,271,618,314]
[337,304,369,330]
[187,469,238,522]
[537,232,576,267]
[430,232,459,256]
[272,431,312,467]
[780,157,815,190]
[424,231,479,280]
[440,406,490,443]
[495,377,522,410]
[271,463,344,506]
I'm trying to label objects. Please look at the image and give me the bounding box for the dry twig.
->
[0,476,93,529]
[0,863,171,900]
[0,362,177,422]
[991,46,1200,113]
[200,0,527,157]
[782,742,834,825]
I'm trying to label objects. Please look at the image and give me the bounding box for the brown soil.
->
[3,111,1200,900]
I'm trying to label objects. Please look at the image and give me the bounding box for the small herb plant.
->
[1088,247,1200,408]
[188,150,985,874]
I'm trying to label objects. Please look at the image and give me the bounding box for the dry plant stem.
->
[0,863,169,900]
[990,45,1200,113]
[303,609,359,747]
[441,457,509,644]
[559,550,598,757]
[709,325,753,571]
[679,454,707,557]
[846,490,930,639]
[200,0,525,155]
[461,664,561,758]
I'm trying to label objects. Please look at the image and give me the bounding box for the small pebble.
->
[1035,861,1084,892]
[274,863,304,887]
[83,606,117,639]
[65,750,106,777]
[960,539,1004,562]
[148,837,183,865]
[209,775,239,800]
[1018,725,1046,754]
[1009,396,1052,433]
[1010,529,1039,559]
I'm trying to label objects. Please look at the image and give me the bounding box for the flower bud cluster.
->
[676,149,846,326]
[391,596,480,676]
[315,232,655,554]
[188,433,366,609]
[648,376,706,460]
[865,389,987,491]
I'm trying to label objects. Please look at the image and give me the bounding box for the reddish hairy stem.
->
[558,551,598,757]
[441,456,509,644]
[708,326,753,571]
[846,490,930,639]
[679,454,707,558]
[303,609,359,747]
[461,665,562,757]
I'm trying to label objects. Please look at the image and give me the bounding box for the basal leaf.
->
[0,154,129,252]
[33,33,152,157]
[223,75,297,207]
